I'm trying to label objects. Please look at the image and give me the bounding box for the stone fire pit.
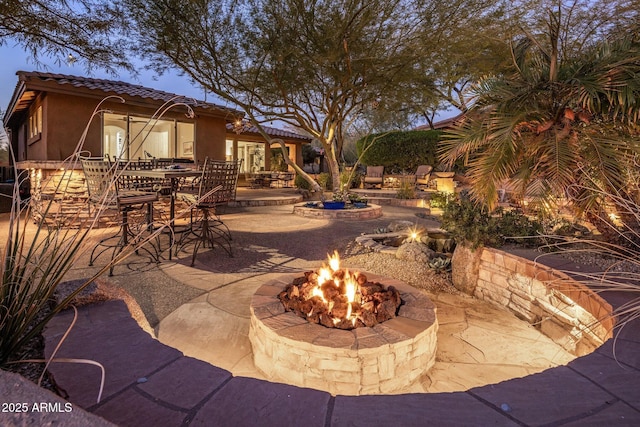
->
[249,273,438,395]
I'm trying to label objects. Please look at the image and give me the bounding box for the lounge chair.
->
[363,166,384,189]
[415,165,433,189]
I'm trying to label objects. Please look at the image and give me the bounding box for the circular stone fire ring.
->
[292,203,383,219]
[249,272,438,396]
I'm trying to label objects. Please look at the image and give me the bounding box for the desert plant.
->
[348,193,367,204]
[497,209,544,247]
[429,191,455,209]
[428,256,452,272]
[316,172,331,190]
[396,179,416,200]
[441,191,545,249]
[441,192,498,248]
[331,190,348,202]
[295,174,313,191]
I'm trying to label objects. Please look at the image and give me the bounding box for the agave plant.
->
[428,256,451,272]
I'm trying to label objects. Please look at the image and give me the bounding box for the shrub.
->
[429,191,455,209]
[356,130,441,172]
[396,179,416,199]
[317,172,331,190]
[497,209,544,246]
[441,191,544,249]
[294,174,313,191]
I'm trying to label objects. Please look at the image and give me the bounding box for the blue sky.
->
[0,43,217,115]
[1,42,456,126]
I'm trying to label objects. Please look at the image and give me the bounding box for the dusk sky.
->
[0,43,221,115]
[1,42,455,126]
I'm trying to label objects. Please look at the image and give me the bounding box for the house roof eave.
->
[6,71,244,122]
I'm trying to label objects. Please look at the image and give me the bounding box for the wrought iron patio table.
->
[120,167,202,259]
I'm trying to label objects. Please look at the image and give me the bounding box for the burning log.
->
[278,251,402,330]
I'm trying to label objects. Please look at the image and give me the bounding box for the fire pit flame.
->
[278,251,402,329]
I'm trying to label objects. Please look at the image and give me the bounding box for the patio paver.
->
[4,199,640,425]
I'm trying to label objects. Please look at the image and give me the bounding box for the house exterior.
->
[4,71,310,169]
[2,71,311,218]
[226,124,310,175]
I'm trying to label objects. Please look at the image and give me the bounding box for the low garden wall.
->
[452,246,613,356]
[293,203,383,219]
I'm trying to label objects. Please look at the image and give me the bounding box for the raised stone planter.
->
[292,203,383,219]
[249,273,438,395]
[453,246,613,356]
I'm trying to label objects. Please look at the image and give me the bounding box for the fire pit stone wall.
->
[249,273,438,395]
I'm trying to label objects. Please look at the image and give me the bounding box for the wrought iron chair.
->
[175,158,242,266]
[81,157,159,276]
[115,158,157,192]
[245,172,261,189]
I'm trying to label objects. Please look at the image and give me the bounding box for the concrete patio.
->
[2,198,640,426]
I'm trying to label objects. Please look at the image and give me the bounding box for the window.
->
[103,113,195,160]
[28,105,42,140]
[236,141,265,173]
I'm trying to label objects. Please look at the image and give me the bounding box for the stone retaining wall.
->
[365,197,428,208]
[28,167,178,227]
[468,247,613,356]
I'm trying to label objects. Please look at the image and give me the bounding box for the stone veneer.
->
[249,273,438,396]
[364,197,429,208]
[471,247,613,356]
[26,165,174,227]
[292,203,383,219]
[22,162,302,226]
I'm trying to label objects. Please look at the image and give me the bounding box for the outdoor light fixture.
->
[232,117,253,134]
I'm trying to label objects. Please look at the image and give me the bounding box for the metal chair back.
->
[81,158,118,207]
[197,159,242,207]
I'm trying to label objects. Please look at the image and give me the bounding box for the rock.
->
[395,242,435,263]
[451,244,482,295]
[387,220,414,232]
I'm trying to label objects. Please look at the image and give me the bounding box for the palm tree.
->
[439,8,640,218]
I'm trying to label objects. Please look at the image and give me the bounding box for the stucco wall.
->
[195,116,227,161]
[45,93,102,159]
[16,92,229,162]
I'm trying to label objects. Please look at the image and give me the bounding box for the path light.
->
[406,226,422,242]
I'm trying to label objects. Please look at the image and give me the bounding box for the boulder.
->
[387,220,414,232]
[395,242,435,263]
[451,244,482,295]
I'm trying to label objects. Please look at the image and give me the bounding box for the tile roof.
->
[225,123,312,141]
[415,113,465,130]
[13,70,241,116]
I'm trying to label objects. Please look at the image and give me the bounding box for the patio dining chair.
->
[245,172,262,189]
[175,158,242,266]
[115,158,171,195]
[81,157,159,276]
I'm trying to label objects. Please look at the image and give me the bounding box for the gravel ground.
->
[343,252,458,294]
[558,250,640,274]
